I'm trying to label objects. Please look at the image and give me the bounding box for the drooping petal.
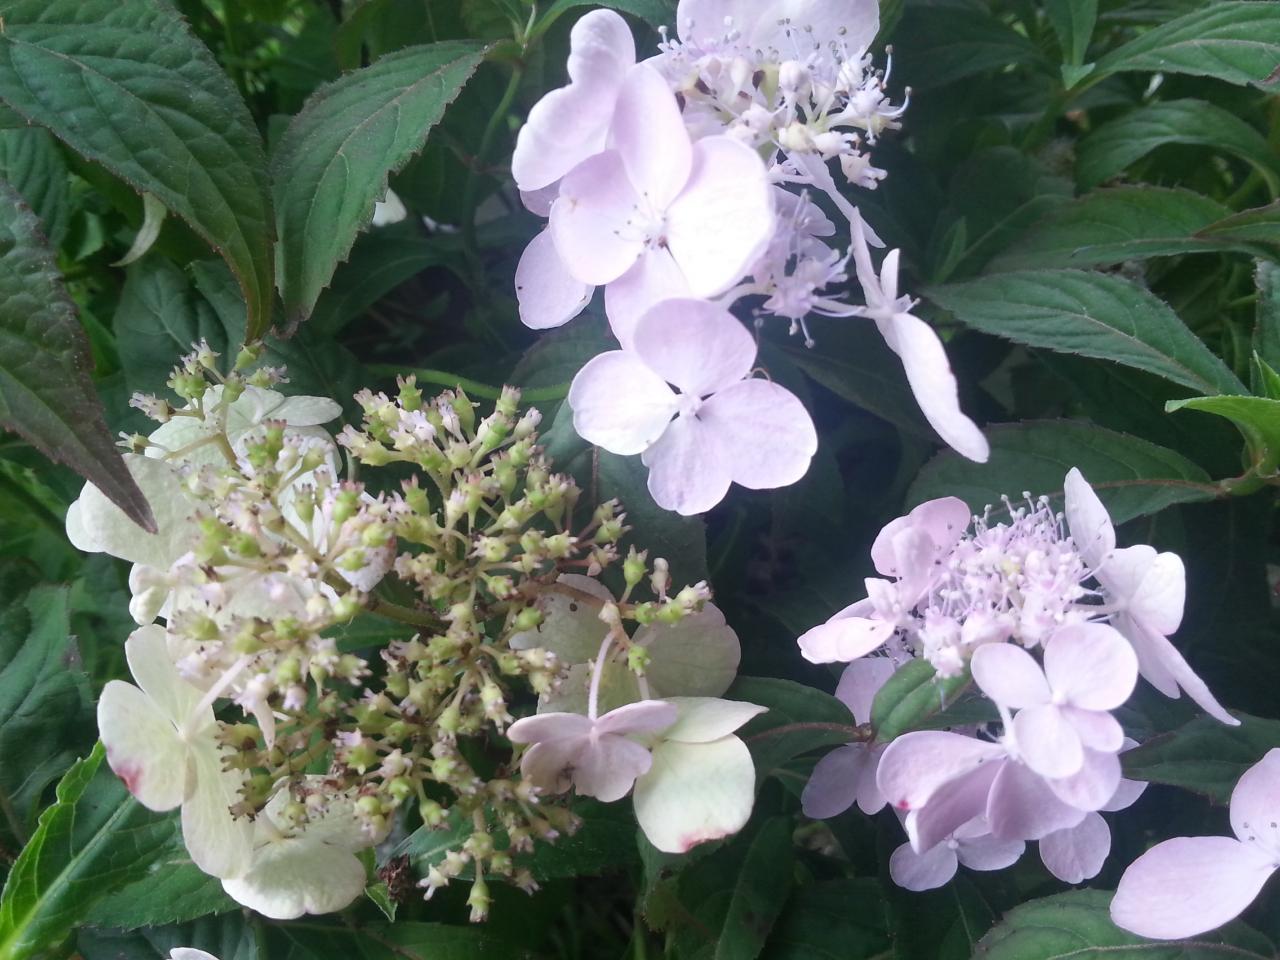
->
[876,731,1005,812]
[889,840,958,892]
[1101,546,1186,637]
[509,574,613,664]
[124,625,205,727]
[802,744,873,819]
[970,642,1051,709]
[1110,836,1276,940]
[609,64,692,209]
[630,299,756,395]
[700,379,818,491]
[956,831,1026,872]
[568,351,678,455]
[633,736,756,853]
[1121,617,1238,726]
[1014,705,1084,780]
[551,150,646,285]
[1039,812,1110,883]
[594,699,680,736]
[182,742,255,879]
[634,605,741,699]
[507,712,594,744]
[1044,623,1138,712]
[572,735,656,802]
[1230,749,1280,860]
[877,313,989,463]
[221,835,367,920]
[835,658,897,726]
[97,680,189,811]
[643,415,733,515]
[908,760,1002,853]
[516,228,593,330]
[986,760,1086,841]
[603,249,691,349]
[1048,748,1121,813]
[666,136,775,297]
[1063,468,1114,569]
[661,697,766,743]
[797,615,895,664]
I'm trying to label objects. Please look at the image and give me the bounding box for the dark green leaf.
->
[1122,712,1280,805]
[896,7,1045,89]
[908,420,1218,523]
[276,922,535,960]
[1076,99,1280,193]
[762,879,892,960]
[272,41,488,327]
[0,0,275,338]
[0,177,153,531]
[0,129,68,247]
[974,889,1273,959]
[870,659,971,743]
[712,817,796,960]
[1165,395,1280,470]
[1255,260,1280,372]
[1092,1,1280,90]
[539,0,676,31]
[1045,0,1097,65]
[731,678,856,780]
[1196,201,1280,252]
[83,855,237,930]
[925,269,1247,395]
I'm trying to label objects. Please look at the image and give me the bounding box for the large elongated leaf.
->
[896,7,1044,89]
[0,178,152,530]
[272,41,488,327]
[926,269,1246,396]
[712,817,796,960]
[1092,2,1280,90]
[1196,202,1280,252]
[1122,712,1280,805]
[0,0,275,338]
[1166,395,1280,470]
[0,129,68,247]
[1045,0,1097,65]
[0,744,177,960]
[731,678,856,780]
[1076,100,1280,193]
[277,922,536,960]
[908,420,1218,523]
[986,187,1242,271]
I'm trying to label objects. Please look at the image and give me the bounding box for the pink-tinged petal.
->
[551,151,646,285]
[1230,749,1280,860]
[1049,748,1122,812]
[877,313,989,463]
[519,739,582,794]
[836,659,897,725]
[609,65,691,209]
[603,250,691,349]
[956,830,1026,872]
[1102,775,1148,813]
[182,742,254,879]
[97,680,189,811]
[970,643,1051,709]
[666,136,775,297]
[568,351,678,455]
[802,743,870,819]
[797,615,895,664]
[507,712,594,744]
[700,379,818,490]
[987,760,1086,841]
[573,736,655,801]
[662,697,766,743]
[510,10,634,191]
[520,184,558,217]
[631,299,756,394]
[643,415,732,515]
[877,732,1005,812]
[1111,836,1277,940]
[1062,707,1124,753]
[1014,705,1084,780]
[516,229,592,330]
[889,841,959,892]
[595,699,680,736]
[909,761,1002,852]
[870,497,971,577]
[634,737,756,853]
[1063,468,1115,569]
[1044,623,1138,711]
[1122,618,1238,726]
[1040,812,1110,883]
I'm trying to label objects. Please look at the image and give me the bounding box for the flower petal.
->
[970,642,1051,710]
[633,736,756,853]
[797,615,895,664]
[516,229,592,330]
[835,658,897,726]
[1044,623,1138,711]
[802,743,872,819]
[1063,468,1114,569]
[1014,705,1084,780]
[507,712,594,744]
[182,742,254,879]
[573,735,655,802]
[1110,836,1276,940]
[594,699,680,736]
[609,64,692,208]
[631,299,756,395]
[124,625,204,725]
[1039,812,1110,883]
[551,151,646,285]
[1062,707,1124,754]
[568,351,678,455]
[666,136,774,297]
[889,840,958,892]
[643,415,733,515]
[870,497,971,578]
[1230,748,1280,860]
[700,379,818,491]
[519,739,581,795]
[66,455,196,567]
[876,731,1005,812]
[97,680,189,811]
[634,604,741,699]
[222,834,366,920]
[1121,617,1237,726]
[509,574,613,664]
[1048,748,1121,812]
[603,249,692,349]
[908,760,1002,853]
[661,697,766,743]
[956,830,1026,872]
[986,760,1086,841]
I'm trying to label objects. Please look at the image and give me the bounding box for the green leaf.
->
[1165,395,1280,471]
[1076,99,1280,194]
[0,177,153,531]
[1092,1,1280,90]
[1255,260,1280,372]
[985,187,1244,271]
[0,744,177,960]
[973,889,1273,959]
[896,7,1045,89]
[1195,201,1280,252]
[83,854,237,930]
[870,659,972,743]
[276,922,536,960]
[272,40,488,327]
[0,129,68,247]
[0,0,275,339]
[711,817,796,960]
[538,0,676,31]
[1045,0,1097,65]
[730,677,856,781]
[925,269,1247,396]
[0,586,91,848]
[1122,712,1280,805]
[908,420,1218,523]
[762,879,892,960]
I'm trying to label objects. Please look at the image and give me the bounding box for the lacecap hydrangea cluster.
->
[68,343,762,922]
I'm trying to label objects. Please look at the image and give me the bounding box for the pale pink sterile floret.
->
[1063,468,1237,726]
[508,700,678,802]
[889,816,1024,892]
[1111,748,1280,939]
[567,298,818,515]
[970,623,1137,780]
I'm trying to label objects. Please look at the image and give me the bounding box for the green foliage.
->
[1122,712,1280,804]
[870,660,973,743]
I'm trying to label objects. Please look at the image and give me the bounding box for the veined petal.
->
[661,697,766,743]
[552,151,646,285]
[797,615,895,664]
[908,760,1002,853]
[1063,468,1115,569]
[516,229,592,330]
[97,680,189,811]
[877,731,1005,812]
[970,642,1050,710]
[631,299,756,396]
[1044,623,1138,712]
[986,760,1086,841]
[633,737,756,853]
[643,415,732,515]
[889,841,958,892]
[568,351,678,455]
[182,742,255,879]
[603,249,692,349]
[573,735,655,801]
[700,380,818,491]
[1039,812,1110,884]
[1230,749,1280,860]
[609,64,692,209]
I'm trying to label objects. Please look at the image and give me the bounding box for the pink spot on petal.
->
[107,751,144,797]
